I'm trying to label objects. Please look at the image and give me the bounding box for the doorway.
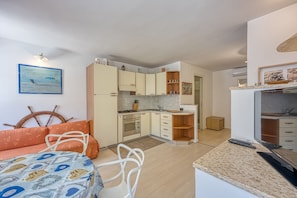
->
[194,76,203,129]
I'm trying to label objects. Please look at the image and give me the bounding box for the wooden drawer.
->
[279,128,297,137]
[161,113,172,121]
[279,119,297,127]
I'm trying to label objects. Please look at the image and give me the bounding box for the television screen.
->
[254,87,297,187]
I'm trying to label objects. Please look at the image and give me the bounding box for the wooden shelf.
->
[172,114,194,142]
[166,71,180,95]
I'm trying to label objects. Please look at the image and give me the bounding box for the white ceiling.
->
[0,0,296,71]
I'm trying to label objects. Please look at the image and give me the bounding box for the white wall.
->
[180,62,213,129]
[213,69,246,128]
[247,3,297,86]
[0,38,94,130]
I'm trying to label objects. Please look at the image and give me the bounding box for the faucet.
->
[157,105,164,111]
[284,108,294,115]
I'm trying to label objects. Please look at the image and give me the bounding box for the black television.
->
[254,87,297,188]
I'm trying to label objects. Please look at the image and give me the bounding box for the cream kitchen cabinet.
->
[136,72,146,96]
[119,70,136,91]
[156,72,167,95]
[279,118,297,151]
[151,112,161,136]
[160,113,172,140]
[87,63,118,148]
[146,73,156,96]
[141,112,150,136]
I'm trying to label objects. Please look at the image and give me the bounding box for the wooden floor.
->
[92,128,231,198]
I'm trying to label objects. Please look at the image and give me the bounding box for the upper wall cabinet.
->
[145,73,156,96]
[136,73,146,96]
[156,72,167,95]
[118,70,136,91]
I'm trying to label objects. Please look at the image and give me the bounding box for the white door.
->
[141,112,150,136]
[156,72,166,95]
[94,64,118,94]
[94,94,118,147]
[151,112,160,137]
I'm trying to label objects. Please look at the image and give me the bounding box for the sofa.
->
[0,120,99,160]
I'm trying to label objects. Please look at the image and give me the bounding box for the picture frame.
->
[258,61,297,85]
[182,82,192,95]
[18,64,63,94]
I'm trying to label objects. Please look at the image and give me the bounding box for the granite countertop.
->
[193,141,297,198]
[118,109,193,115]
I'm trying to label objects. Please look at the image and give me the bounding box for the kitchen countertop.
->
[118,109,193,115]
[193,141,297,198]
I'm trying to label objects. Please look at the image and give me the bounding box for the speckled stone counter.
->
[193,141,297,198]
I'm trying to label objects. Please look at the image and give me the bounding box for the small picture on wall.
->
[287,68,297,81]
[182,82,192,95]
[264,70,284,83]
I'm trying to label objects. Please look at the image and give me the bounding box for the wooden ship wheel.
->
[3,105,73,128]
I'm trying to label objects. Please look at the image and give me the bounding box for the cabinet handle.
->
[163,134,168,137]
[284,122,294,125]
[285,131,294,134]
[163,128,168,131]
[285,140,294,142]
[163,122,168,124]
[130,84,135,86]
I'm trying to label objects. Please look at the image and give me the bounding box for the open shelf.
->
[166,71,180,95]
[172,114,194,141]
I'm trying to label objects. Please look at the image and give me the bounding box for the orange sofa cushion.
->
[47,120,90,142]
[0,127,48,151]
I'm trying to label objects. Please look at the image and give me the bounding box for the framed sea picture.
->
[18,64,63,94]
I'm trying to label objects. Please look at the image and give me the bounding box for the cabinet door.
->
[141,112,150,136]
[94,95,118,147]
[156,72,167,95]
[151,112,160,136]
[118,115,123,143]
[119,70,136,91]
[136,73,146,96]
[94,64,118,94]
[146,74,156,95]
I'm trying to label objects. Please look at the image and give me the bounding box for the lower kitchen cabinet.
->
[141,112,150,136]
[172,113,194,141]
[160,113,172,140]
[151,112,161,137]
[279,118,297,151]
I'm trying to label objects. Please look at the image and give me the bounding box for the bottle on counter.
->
[132,100,139,111]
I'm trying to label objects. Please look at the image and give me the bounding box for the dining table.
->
[0,151,103,198]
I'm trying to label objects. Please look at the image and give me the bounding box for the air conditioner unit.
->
[232,67,247,77]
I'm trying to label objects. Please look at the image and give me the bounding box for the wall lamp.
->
[34,53,48,62]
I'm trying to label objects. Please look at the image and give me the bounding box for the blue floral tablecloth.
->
[0,151,103,197]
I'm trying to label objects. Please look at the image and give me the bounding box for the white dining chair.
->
[39,131,89,155]
[96,143,145,198]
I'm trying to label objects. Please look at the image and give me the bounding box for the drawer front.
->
[161,120,172,127]
[161,132,172,140]
[161,126,172,134]
[279,128,297,137]
[279,136,297,146]
[279,119,297,127]
[161,114,172,121]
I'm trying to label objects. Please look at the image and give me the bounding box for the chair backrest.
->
[117,144,144,197]
[97,143,144,198]
[39,131,89,154]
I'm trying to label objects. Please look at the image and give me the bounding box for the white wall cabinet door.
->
[156,72,167,95]
[136,73,146,96]
[141,112,150,136]
[94,64,118,94]
[146,73,156,95]
[119,70,136,91]
[151,112,160,137]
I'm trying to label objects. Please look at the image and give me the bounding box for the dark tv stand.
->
[257,152,297,188]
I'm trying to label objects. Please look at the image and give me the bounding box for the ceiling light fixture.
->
[34,53,48,62]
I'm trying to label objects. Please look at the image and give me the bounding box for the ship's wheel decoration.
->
[3,105,73,128]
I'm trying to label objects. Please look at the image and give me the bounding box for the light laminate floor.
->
[92,128,231,198]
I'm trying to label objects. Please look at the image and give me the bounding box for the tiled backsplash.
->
[118,91,180,111]
[261,92,297,113]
